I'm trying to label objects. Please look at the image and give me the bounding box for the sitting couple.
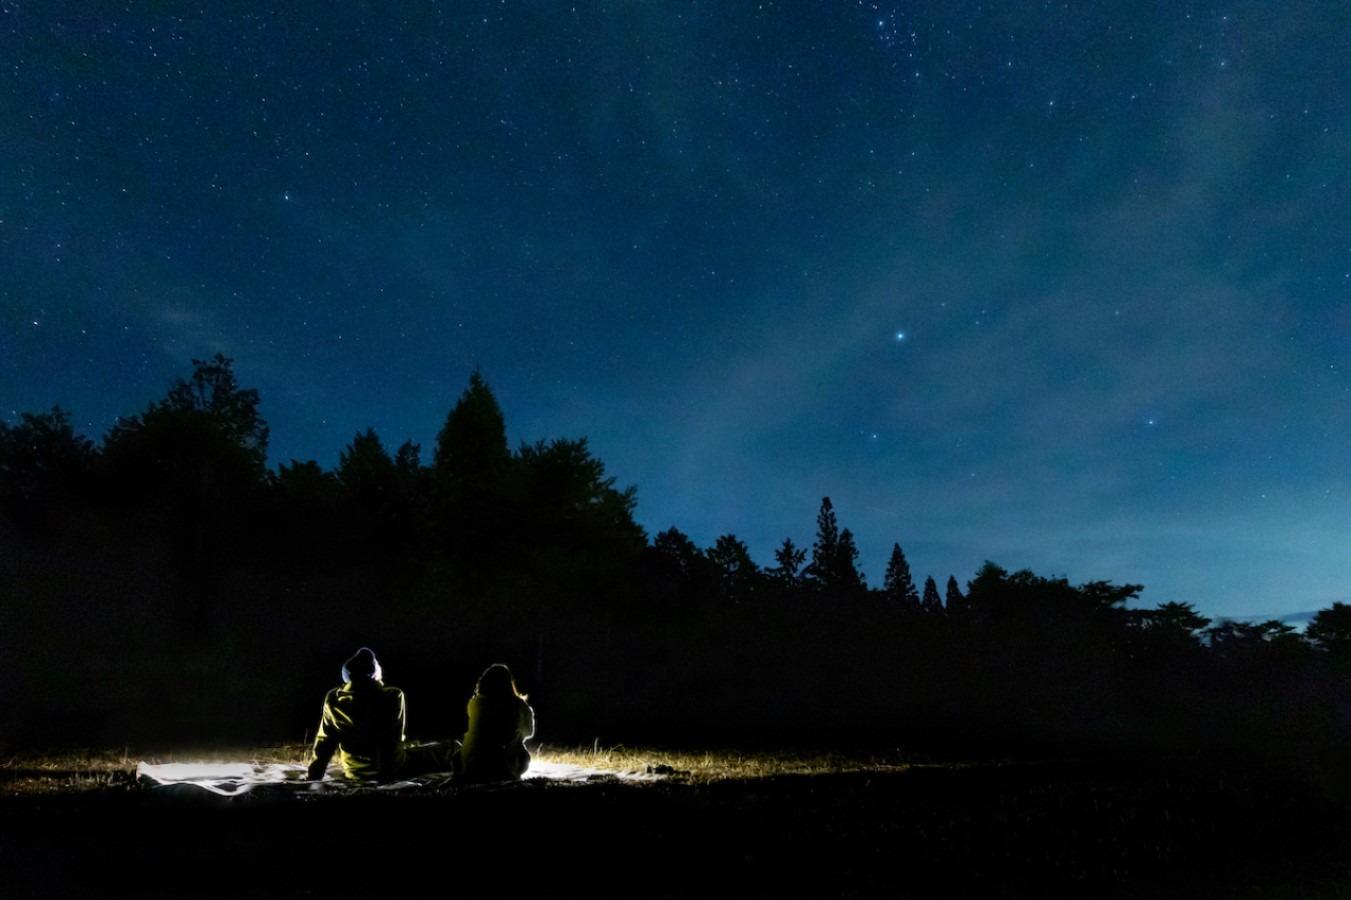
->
[305,647,534,784]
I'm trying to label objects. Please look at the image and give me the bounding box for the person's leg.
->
[400,741,458,777]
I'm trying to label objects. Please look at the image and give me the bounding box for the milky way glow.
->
[9,2,1350,623]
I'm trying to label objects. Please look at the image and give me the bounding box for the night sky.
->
[4,2,1349,619]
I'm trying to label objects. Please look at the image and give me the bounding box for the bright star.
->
[895,330,906,341]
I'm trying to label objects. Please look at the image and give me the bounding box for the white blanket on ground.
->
[136,759,664,796]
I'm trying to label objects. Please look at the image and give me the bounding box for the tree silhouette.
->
[921,576,943,614]
[768,537,807,587]
[517,436,645,558]
[100,354,269,547]
[431,369,511,571]
[809,496,840,573]
[336,428,401,552]
[1308,602,1351,661]
[10,354,1351,763]
[945,575,967,615]
[270,459,340,557]
[102,354,269,484]
[394,439,422,479]
[337,428,397,506]
[0,406,94,517]
[1205,619,1310,670]
[1135,601,1211,642]
[651,526,716,601]
[836,528,865,590]
[806,497,864,591]
[653,526,703,577]
[433,368,509,485]
[165,354,269,464]
[706,533,760,603]
[882,542,920,609]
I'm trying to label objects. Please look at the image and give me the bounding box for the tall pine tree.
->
[431,369,512,571]
[433,368,509,486]
[945,575,967,614]
[835,528,865,591]
[921,575,943,613]
[808,496,839,579]
[807,497,863,591]
[883,542,920,608]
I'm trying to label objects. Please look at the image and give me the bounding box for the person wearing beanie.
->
[306,647,409,781]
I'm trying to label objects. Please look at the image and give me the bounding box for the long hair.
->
[475,663,526,702]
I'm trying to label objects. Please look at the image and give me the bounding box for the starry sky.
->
[4,2,1349,619]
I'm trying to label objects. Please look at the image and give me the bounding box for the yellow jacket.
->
[310,680,407,780]
[459,694,534,782]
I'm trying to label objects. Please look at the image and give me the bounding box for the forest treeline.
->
[4,354,1351,762]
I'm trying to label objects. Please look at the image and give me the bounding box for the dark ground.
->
[3,759,1351,898]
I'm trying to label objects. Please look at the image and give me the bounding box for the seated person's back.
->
[308,647,407,781]
[459,663,534,783]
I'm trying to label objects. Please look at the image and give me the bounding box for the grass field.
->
[3,746,1351,898]
[0,743,924,792]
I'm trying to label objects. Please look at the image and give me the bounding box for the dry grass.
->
[0,745,307,795]
[534,744,913,783]
[0,743,919,794]
[1,748,138,795]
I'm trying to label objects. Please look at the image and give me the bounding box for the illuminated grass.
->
[2,744,919,793]
[1,748,139,795]
[0,745,302,795]
[532,744,915,782]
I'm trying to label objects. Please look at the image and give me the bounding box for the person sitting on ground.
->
[457,663,535,783]
[306,647,408,781]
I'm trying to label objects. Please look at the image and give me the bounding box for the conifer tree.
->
[835,528,865,590]
[921,575,943,613]
[882,542,920,608]
[769,537,807,586]
[433,368,509,487]
[431,369,512,569]
[337,428,396,501]
[653,526,705,579]
[945,574,967,614]
[806,497,864,591]
[706,533,759,602]
[394,440,421,476]
[808,496,840,581]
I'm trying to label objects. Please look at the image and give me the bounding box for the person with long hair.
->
[457,663,535,783]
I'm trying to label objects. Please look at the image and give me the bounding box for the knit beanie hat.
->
[342,647,382,684]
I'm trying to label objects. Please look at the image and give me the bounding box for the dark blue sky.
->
[4,2,1349,618]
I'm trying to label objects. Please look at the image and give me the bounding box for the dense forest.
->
[4,355,1351,764]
